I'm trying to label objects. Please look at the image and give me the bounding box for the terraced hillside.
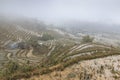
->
[28,55,120,80]
[0,40,120,80]
[0,17,120,80]
[12,42,119,80]
[0,17,76,68]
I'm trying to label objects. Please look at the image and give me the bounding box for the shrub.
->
[81,35,94,43]
[0,60,36,79]
[0,61,20,80]
[4,61,19,74]
[67,73,76,78]
[20,65,34,73]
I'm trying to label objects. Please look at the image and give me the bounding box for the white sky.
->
[0,0,120,24]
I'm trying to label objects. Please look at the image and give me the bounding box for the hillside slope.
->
[0,17,120,80]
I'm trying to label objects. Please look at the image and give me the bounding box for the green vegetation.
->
[81,35,94,43]
[67,73,76,79]
[0,36,120,80]
[0,44,120,80]
[0,61,35,80]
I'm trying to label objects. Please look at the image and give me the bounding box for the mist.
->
[0,0,120,25]
[1,1,120,79]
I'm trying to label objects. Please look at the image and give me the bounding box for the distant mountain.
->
[57,21,120,34]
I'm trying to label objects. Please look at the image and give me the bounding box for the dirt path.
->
[26,48,36,58]
[7,53,12,60]
[47,46,56,56]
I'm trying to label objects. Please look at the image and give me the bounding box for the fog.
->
[0,0,120,24]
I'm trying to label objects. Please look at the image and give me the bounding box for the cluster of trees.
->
[81,35,94,43]
[18,42,29,49]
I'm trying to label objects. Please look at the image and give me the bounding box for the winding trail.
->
[47,46,56,56]
[26,48,36,58]
[6,53,12,60]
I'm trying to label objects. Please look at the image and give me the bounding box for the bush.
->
[4,61,19,74]
[0,61,20,80]
[0,60,36,79]
[20,65,34,73]
[67,73,76,78]
[81,35,94,43]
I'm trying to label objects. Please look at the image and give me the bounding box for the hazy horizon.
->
[0,0,120,25]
